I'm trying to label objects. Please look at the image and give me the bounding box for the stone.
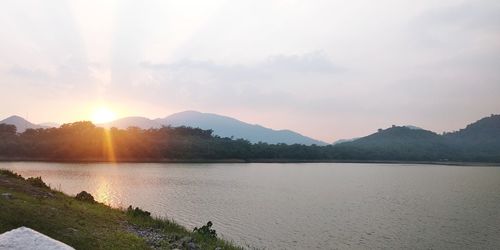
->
[0,227,74,249]
[1,193,12,199]
[187,242,199,250]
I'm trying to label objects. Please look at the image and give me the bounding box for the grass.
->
[0,169,242,250]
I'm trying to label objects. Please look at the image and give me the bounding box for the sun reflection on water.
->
[95,176,113,206]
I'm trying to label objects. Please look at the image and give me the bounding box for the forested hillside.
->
[0,115,499,162]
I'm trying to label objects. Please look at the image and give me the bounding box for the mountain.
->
[443,114,500,153]
[39,122,60,128]
[334,115,500,161]
[354,126,441,144]
[1,113,499,162]
[101,116,161,129]
[98,111,327,145]
[332,138,359,145]
[334,125,452,161]
[0,115,46,133]
[157,111,327,145]
[332,125,421,145]
[404,125,423,130]
[444,114,500,140]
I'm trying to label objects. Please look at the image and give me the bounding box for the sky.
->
[0,0,499,142]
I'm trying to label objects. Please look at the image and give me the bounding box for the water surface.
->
[1,162,499,249]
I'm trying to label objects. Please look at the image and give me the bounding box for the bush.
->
[26,176,49,189]
[126,206,151,217]
[75,191,95,203]
[193,221,217,239]
[0,169,23,179]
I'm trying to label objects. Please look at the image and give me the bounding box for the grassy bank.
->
[0,169,242,250]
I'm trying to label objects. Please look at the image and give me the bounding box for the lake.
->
[1,162,499,249]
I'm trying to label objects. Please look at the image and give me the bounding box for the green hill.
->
[334,115,500,162]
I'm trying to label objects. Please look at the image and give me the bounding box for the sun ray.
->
[103,128,116,163]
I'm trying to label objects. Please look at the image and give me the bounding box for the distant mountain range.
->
[38,122,60,128]
[2,112,499,155]
[1,113,499,162]
[102,111,327,145]
[0,115,50,132]
[0,111,327,145]
[102,116,162,130]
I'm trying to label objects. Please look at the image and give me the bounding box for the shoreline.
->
[0,157,499,166]
[0,169,242,250]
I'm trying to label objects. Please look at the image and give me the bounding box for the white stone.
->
[0,227,74,250]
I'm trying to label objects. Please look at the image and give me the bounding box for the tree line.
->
[0,121,498,162]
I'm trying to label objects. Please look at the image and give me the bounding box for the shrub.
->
[26,176,49,189]
[0,169,23,179]
[126,206,151,217]
[193,221,217,239]
[75,191,95,203]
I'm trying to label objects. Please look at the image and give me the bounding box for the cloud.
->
[7,66,51,81]
[141,51,342,79]
[1,0,499,141]
[2,56,106,100]
[415,1,500,30]
[135,51,346,110]
[408,1,500,49]
[139,51,344,93]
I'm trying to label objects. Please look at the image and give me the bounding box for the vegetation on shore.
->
[0,169,241,250]
[0,114,499,162]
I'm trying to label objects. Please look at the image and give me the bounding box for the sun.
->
[91,106,117,124]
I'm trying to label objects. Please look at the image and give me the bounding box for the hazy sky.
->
[0,0,499,142]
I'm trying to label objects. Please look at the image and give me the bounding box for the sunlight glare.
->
[91,106,116,124]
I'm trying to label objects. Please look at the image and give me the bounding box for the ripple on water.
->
[1,162,500,249]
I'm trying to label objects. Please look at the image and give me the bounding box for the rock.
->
[125,224,167,249]
[187,242,199,250]
[75,191,95,203]
[0,227,74,249]
[1,193,13,199]
[215,247,222,250]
